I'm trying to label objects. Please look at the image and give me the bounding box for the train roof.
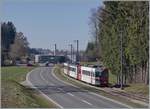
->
[87,64,103,68]
[63,62,107,70]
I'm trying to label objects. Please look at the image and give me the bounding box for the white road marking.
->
[89,92,132,109]
[67,93,74,97]
[58,88,63,91]
[39,69,54,86]
[51,68,79,88]
[81,99,92,105]
[26,68,63,109]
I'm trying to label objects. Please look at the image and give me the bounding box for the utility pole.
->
[120,27,123,90]
[69,44,73,63]
[72,46,74,63]
[74,40,79,63]
[54,44,57,56]
[77,40,79,62]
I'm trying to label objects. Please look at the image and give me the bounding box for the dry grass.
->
[124,83,149,97]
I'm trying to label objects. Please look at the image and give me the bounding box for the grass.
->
[53,65,148,108]
[1,66,57,108]
[107,71,149,97]
[124,83,149,97]
[108,72,117,85]
[1,66,34,82]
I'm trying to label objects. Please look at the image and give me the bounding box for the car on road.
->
[39,61,52,67]
[27,61,34,66]
[27,63,33,66]
[45,62,49,67]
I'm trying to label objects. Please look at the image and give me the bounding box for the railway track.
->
[104,88,149,104]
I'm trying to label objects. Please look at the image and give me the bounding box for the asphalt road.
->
[27,67,128,108]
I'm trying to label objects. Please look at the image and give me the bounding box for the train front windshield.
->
[100,69,108,85]
[95,69,108,77]
[95,69,108,86]
[101,69,108,77]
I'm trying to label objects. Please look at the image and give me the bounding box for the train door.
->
[77,65,81,80]
[91,70,93,84]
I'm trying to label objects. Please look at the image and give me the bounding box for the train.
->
[63,63,109,86]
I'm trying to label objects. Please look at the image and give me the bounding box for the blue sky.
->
[2,0,103,50]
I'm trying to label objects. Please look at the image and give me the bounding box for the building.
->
[35,54,67,64]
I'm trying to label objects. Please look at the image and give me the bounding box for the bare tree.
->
[9,32,29,62]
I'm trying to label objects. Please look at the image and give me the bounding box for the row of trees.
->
[86,1,149,84]
[1,22,29,65]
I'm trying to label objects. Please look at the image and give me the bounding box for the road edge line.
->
[26,68,63,109]
[52,68,79,88]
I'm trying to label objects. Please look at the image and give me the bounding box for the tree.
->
[89,8,102,60]
[85,42,97,61]
[1,22,16,65]
[9,32,29,63]
[87,1,149,85]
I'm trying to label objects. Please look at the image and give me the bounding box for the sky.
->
[2,0,103,51]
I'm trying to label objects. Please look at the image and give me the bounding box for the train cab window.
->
[101,70,108,77]
[73,68,76,72]
[69,67,76,72]
[95,71,101,77]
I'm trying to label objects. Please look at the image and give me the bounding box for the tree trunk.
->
[145,61,149,85]
[144,61,147,83]
[120,74,121,85]
[124,71,127,85]
[134,64,137,83]
[128,65,131,83]
[148,54,149,84]
[117,75,119,84]
[128,65,133,83]
[141,62,144,82]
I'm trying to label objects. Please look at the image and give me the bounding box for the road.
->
[27,67,128,108]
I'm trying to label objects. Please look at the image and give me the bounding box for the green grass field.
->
[1,66,56,108]
[124,83,149,97]
[106,69,149,97]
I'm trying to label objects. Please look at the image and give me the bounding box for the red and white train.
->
[63,63,109,86]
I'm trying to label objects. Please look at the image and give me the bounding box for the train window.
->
[73,68,76,72]
[93,72,95,77]
[95,71,101,77]
[69,67,76,72]
[82,70,90,76]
